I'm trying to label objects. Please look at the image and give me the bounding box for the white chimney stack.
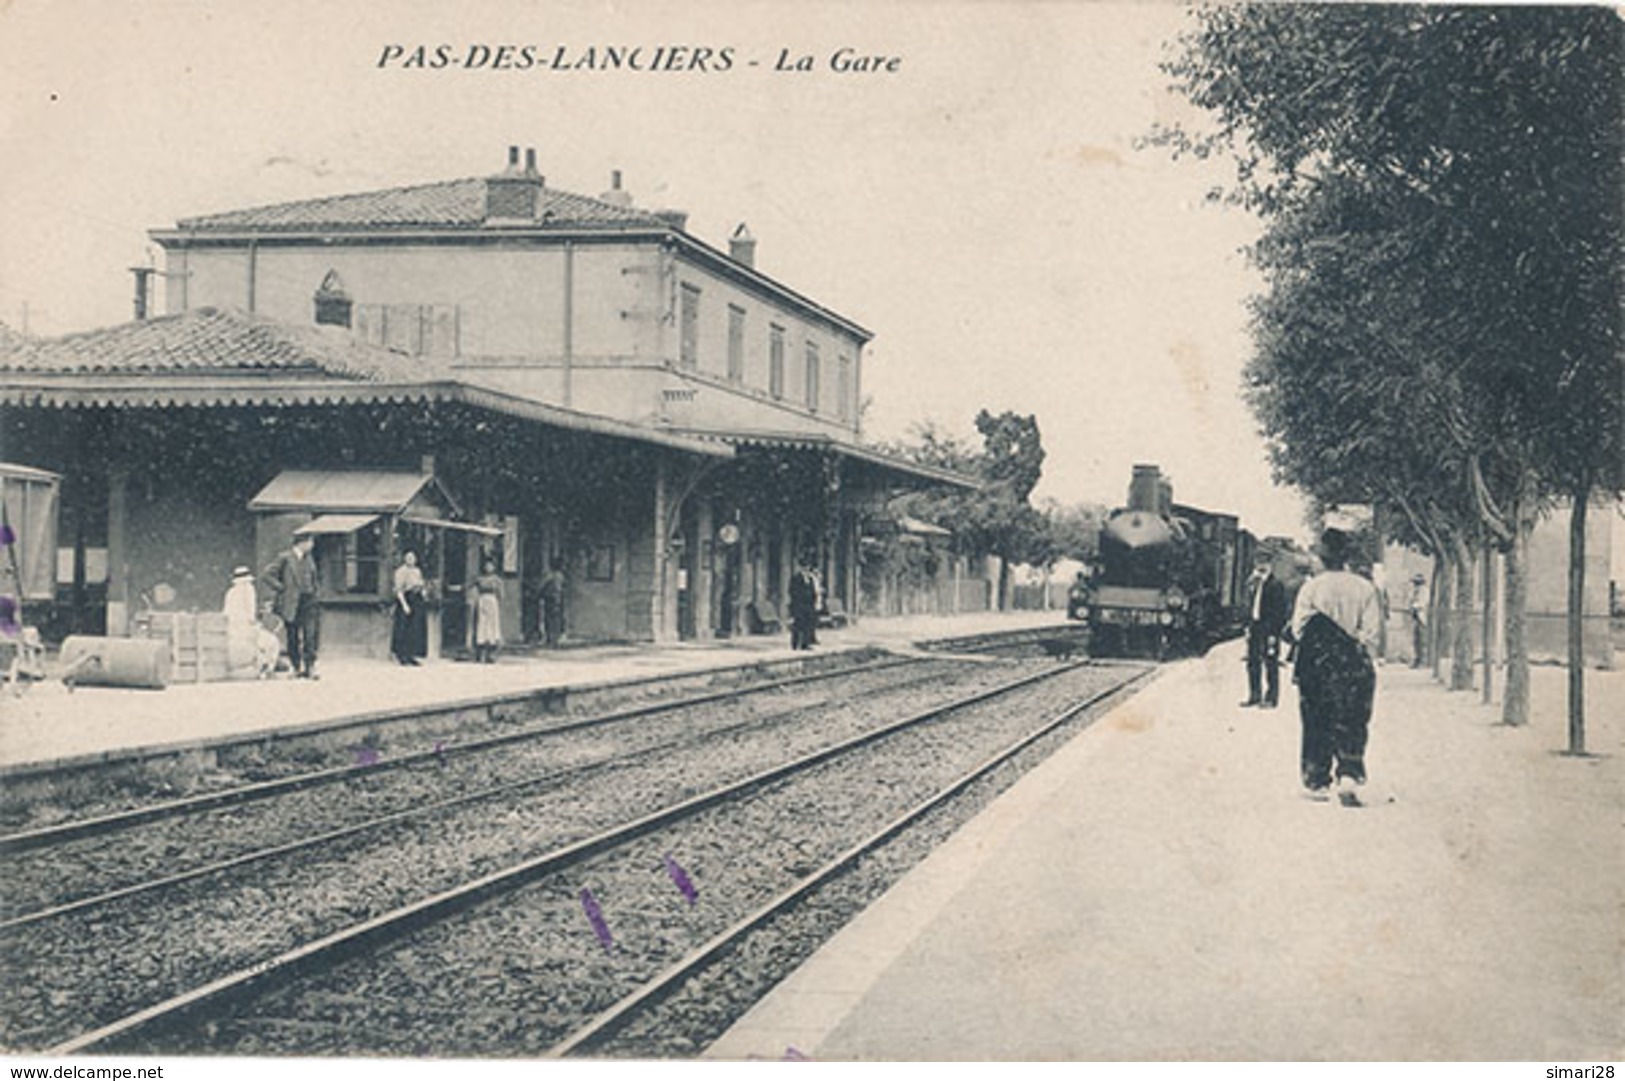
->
[600,169,634,208]
[729,223,757,268]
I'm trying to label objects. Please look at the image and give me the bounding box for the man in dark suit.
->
[788,557,820,651]
[264,533,321,678]
[1241,550,1288,708]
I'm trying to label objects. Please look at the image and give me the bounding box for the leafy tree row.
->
[1157,4,1622,744]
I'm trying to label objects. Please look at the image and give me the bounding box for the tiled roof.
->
[0,309,733,458]
[173,177,667,232]
[0,307,446,381]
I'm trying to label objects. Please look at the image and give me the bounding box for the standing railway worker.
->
[1290,529,1383,806]
[788,556,820,651]
[264,533,321,679]
[1240,550,1288,708]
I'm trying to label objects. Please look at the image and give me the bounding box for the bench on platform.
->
[747,600,783,635]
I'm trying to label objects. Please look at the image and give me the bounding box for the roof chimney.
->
[130,266,155,321]
[728,223,757,268]
[486,145,544,221]
[600,169,634,208]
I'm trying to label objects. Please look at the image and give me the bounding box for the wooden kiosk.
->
[249,468,502,660]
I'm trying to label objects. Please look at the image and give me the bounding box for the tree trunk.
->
[1481,540,1496,705]
[1451,540,1475,691]
[1502,519,1531,727]
[1567,490,1588,754]
[1431,555,1452,683]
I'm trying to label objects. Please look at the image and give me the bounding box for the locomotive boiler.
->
[1082,464,1252,657]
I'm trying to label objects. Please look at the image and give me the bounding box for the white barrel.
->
[59,636,170,690]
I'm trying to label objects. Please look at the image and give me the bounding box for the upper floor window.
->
[769,324,786,399]
[837,354,853,421]
[805,341,821,413]
[727,305,746,384]
[679,284,701,369]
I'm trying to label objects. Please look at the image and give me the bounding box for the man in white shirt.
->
[1290,529,1382,806]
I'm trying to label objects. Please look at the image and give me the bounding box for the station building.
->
[0,149,973,658]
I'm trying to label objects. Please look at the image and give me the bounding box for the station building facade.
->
[0,150,970,656]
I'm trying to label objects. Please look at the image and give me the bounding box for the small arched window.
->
[313,270,353,328]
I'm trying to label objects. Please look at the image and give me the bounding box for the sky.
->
[0,0,1313,540]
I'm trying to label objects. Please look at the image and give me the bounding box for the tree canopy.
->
[1158,4,1622,732]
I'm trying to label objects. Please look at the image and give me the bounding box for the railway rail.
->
[40,658,1151,1056]
[0,655,962,931]
[0,651,923,853]
[3,654,1079,1051]
[551,663,1153,1057]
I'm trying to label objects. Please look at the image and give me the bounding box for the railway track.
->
[0,651,927,854]
[550,662,1153,1057]
[0,654,962,932]
[3,654,1085,1051]
[35,658,1151,1056]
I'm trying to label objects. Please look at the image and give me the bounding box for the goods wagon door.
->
[1,462,61,609]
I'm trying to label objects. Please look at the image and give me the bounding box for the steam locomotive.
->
[1074,464,1255,658]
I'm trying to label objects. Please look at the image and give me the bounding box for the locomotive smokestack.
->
[1128,464,1162,513]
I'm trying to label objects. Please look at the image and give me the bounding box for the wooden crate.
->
[142,611,231,683]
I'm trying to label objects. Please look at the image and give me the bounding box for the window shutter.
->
[427,305,459,358]
[385,304,423,355]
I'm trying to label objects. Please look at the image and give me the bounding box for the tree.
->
[1159,4,1623,734]
[1044,500,1105,566]
[885,411,1050,609]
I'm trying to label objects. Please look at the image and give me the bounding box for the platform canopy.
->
[293,513,381,536]
[668,428,981,492]
[250,470,453,515]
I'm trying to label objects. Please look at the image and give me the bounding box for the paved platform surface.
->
[0,610,1067,772]
[710,643,1623,1062]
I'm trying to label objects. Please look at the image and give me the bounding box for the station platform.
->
[0,610,1067,774]
[710,642,1623,1062]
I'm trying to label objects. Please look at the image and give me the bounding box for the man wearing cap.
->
[1240,550,1288,708]
[263,534,320,679]
[788,556,821,651]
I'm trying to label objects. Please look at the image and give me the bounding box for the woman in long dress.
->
[391,551,427,665]
[473,558,503,663]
